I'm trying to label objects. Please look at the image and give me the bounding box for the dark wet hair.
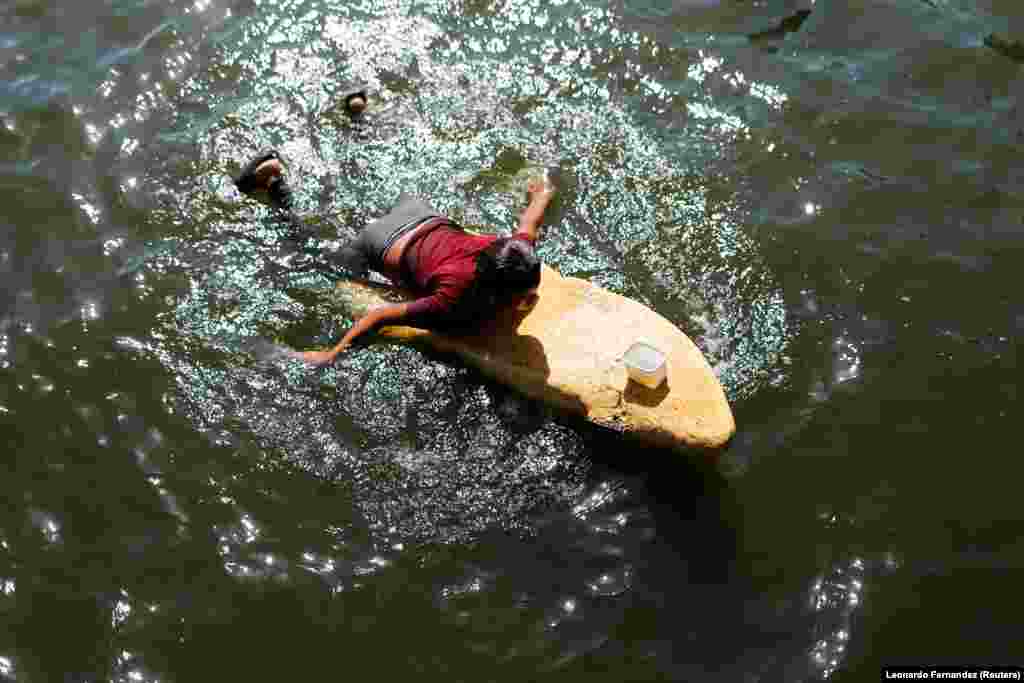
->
[477,237,541,293]
[442,237,540,331]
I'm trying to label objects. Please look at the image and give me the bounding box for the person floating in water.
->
[233,147,556,366]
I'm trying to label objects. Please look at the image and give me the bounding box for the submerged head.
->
[345,91,368,115]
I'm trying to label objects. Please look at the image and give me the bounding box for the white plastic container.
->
[622,341,667,389]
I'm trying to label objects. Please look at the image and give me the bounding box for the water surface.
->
[1,0,1022,680]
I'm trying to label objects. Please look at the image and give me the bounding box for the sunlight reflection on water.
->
[4,0,1022,679]
[72,0,810,676]
[808,556,866,679]
[35,18,797,663]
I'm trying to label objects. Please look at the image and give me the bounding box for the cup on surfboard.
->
[623,340,667,389]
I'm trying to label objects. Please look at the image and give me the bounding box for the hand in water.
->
[527,175,555,199]
[293,348,341,367]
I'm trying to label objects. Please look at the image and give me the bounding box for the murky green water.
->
[2,0,1022,680]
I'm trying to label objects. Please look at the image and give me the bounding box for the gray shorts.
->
[332,193,441,277]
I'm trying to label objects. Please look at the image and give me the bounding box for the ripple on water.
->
[5,0,1024,679]
[585,564,633,598]
[48,0,807,676]
[807,555,868,680]
[27,509,61,545]
[80,2,798,589]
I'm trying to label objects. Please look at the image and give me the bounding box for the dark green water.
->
[1,0,1022,680]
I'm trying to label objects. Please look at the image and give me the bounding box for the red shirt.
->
[401,221,534,325]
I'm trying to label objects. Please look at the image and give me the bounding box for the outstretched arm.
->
[296,302,410,366]
[517,177,555,242]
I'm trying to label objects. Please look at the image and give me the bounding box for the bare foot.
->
[253,158,284,190]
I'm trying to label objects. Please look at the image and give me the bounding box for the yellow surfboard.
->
[333,264,736,452]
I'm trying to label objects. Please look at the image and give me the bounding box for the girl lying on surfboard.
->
[233,150,556,366]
